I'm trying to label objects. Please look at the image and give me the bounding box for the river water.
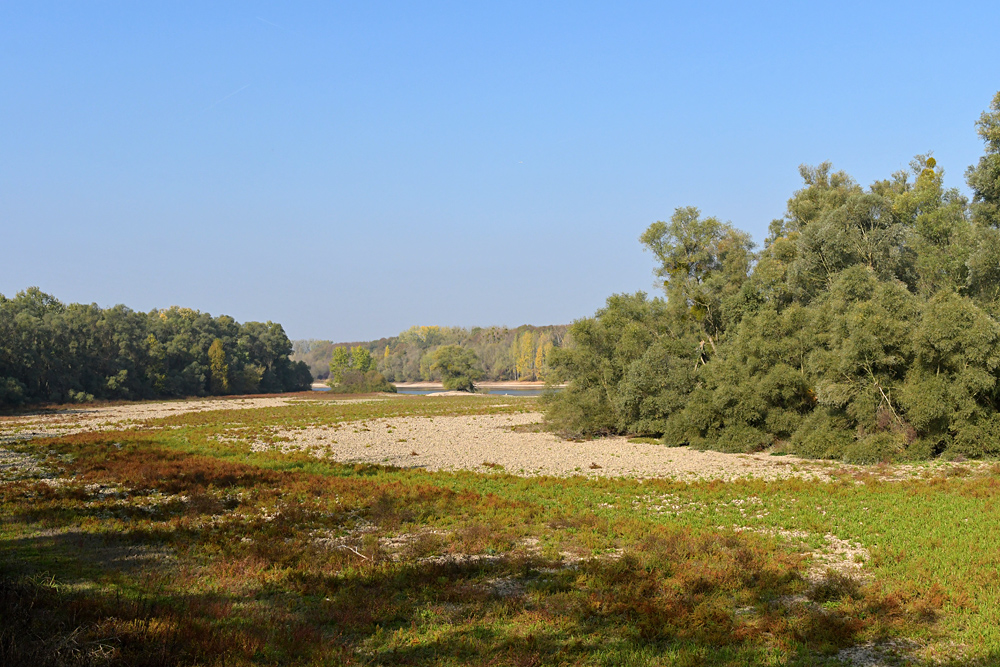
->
[395,388,551,396]
[311,386,555,397]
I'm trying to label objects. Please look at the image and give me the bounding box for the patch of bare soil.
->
[256,412,839,481]
[0,396,312,443]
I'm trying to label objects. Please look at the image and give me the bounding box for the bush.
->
[950,415,1000,458]
[712,424,773,453]
[542,385,617,438]
[660,413,694,447]
[288,360,313,391]
[906,435,949,460]
[68,389,95,404]
[842,432,907,464]
[327,369,396,394]
[788,410,855,459]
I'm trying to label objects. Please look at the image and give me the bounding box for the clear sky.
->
[3,2,999,341]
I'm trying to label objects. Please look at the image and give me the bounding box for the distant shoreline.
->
[394,381,563,389]
[310,380,564,391]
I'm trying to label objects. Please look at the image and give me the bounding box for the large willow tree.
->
[545,92,1000,462]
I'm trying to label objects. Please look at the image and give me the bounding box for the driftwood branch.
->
[336,545,370,560]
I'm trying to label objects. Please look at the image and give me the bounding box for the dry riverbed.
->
[1,394,993,665]
[0,396,304,445]
[2,395,986,483]
[256,411,842,481]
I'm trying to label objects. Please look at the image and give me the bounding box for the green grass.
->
[2,395,999,665]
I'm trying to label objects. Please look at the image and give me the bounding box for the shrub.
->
[788,410,855,459]
[809,570,864,603]
[842,432,907,464]
[542,385,617,438]
[327,369,396,394]
[906,435,949,460]
[68,389,95,404]
[950,415,1000,458]
[712,424,773,453]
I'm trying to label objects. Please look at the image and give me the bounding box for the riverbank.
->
[309,381,565,393]
[393,381,561,389]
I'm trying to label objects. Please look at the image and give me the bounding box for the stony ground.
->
[3,395,988,484]
[261,411,840,481]
[0,396,302,445]
[3,395,994,665]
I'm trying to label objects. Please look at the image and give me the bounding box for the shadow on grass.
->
[0,440,975,666]
[0,521,963,667]
[1,546,987,666]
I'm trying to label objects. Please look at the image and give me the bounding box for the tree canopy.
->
[295,325,566,383]
[430,345,484,392]
[326,345,395,393]
[544,91,1000,462]
[0,290,312,406]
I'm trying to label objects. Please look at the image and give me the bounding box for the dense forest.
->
[0,289,312,406]
[293,324,568,383]
[544,92,1000,463]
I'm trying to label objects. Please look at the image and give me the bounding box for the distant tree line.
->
[0,289,312,406]
[293,324,567,383]
[544,91,1000,462]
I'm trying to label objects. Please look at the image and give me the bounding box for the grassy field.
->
[2,395,1000,665]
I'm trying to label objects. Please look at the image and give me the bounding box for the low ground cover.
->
[1,396,999,665]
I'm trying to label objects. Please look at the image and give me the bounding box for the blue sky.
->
[2,1,999,341]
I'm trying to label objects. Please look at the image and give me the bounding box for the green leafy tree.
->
[898,292,1000,458]
[544,293,693,437]
[788,193,915,298]
[967,91,1000,228]
[639,206,754,341]
[208,338,230,394]
[329,347,351,384]
[770,162,861,241]
[352,346,373,373]
[0,289,308,406]
[544,91,1000,462]
[965,93,1000,314]
[430,345,483,392]
[514,331,535,380]
[885,155,972,296]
